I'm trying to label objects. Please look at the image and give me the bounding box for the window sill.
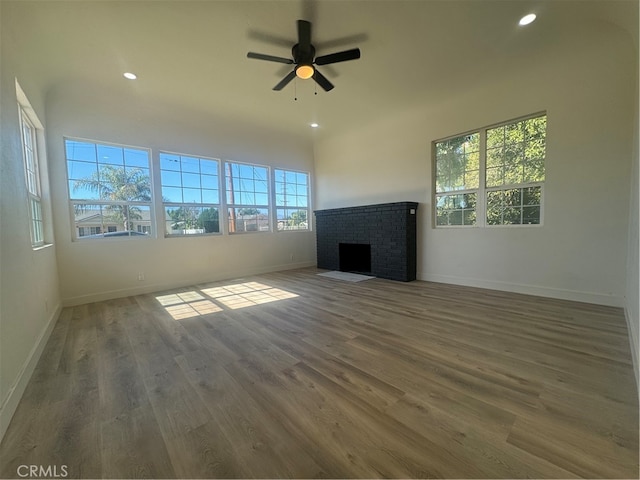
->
[165,232,222,238]
[32,243,54,251]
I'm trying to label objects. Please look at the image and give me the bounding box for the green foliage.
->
[485,116,546,188]
[435,133,479,193]
[167,206,200,230]
[289,210,307,227]
[238,207,261,216]
[198,208,219,233]
[435,193,477,226]
[486,186,541,225]
[73,165,151,230]
[74,165,151,202]
[166,207,219,233]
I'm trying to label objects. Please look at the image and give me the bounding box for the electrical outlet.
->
[138,272,145,281]
[290,254,294,261]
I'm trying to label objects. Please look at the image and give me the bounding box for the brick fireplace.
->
[314,202,418,282]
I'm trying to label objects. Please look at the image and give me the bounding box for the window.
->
[65,139,152,239]
[435,133,479,226]
[78,226,102,237]
[19,106,45,246]
[16,86,45,248]
[64,139,310,237]
[485,116,546,225]
[160,152,220,236]
[225,162,270,233]
[274,169,310,231]
[434,113,546,227]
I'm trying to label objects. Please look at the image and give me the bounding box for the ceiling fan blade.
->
[312,69,334,92]
[273,70,297,91]
[247,52,293,64]
[297,20,312,52]
[315,48,361,66]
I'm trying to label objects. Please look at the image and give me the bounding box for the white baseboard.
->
[0,304,61,443]
[417,272,625,307]
[62,261,316,307]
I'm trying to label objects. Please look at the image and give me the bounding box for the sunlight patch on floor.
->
[156,291,205,306]
[165,300,223,320]
[202,282,298,310]
[156,282,298,319]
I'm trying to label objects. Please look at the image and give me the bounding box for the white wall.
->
[0,10,62,439]
[45,81,316,306]
[314,27,636,307]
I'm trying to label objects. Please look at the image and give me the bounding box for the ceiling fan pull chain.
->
[294,77,298,101]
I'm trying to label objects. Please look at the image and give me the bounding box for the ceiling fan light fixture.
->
[296,64,314,80]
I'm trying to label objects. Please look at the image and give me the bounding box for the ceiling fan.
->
[247,19,361,92]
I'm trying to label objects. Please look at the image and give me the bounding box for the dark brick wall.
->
[314,202,419,281]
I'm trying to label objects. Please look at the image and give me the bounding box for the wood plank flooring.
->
[1,268,638,478]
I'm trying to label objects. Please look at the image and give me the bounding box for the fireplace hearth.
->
[315,202,418,282]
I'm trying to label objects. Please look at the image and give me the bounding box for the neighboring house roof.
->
[75,208,152,224]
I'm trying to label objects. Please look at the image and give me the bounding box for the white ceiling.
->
[4,0,638,139]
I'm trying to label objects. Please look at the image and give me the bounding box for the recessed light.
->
[123,72,137,80]
[519,13,536,26]
[310,123,319,128]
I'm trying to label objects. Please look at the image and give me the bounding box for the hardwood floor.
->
[1,267,638,479]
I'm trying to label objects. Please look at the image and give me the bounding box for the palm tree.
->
[74,166,151,231]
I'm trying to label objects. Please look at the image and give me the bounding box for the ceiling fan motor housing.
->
[293,44,315,68]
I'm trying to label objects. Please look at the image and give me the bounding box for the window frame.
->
[64,137,154,241]
[433,130,481,228]
[62,137,313,238]
[224,160,271,234]
[160,151,222,237]
[273,168,311,232]
[19,107,46,247]
[433,112,546,228]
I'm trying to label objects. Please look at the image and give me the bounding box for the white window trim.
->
[433,111,546,228]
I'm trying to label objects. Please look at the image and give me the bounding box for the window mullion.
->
[220,161,229,235]
[478,127,487,227]
[151,149,164,239]
[270,168,276,231]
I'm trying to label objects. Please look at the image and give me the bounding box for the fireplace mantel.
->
[314,202,418,282]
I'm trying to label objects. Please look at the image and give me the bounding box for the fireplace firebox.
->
[315,202,418,282]
[339,243,371,274]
